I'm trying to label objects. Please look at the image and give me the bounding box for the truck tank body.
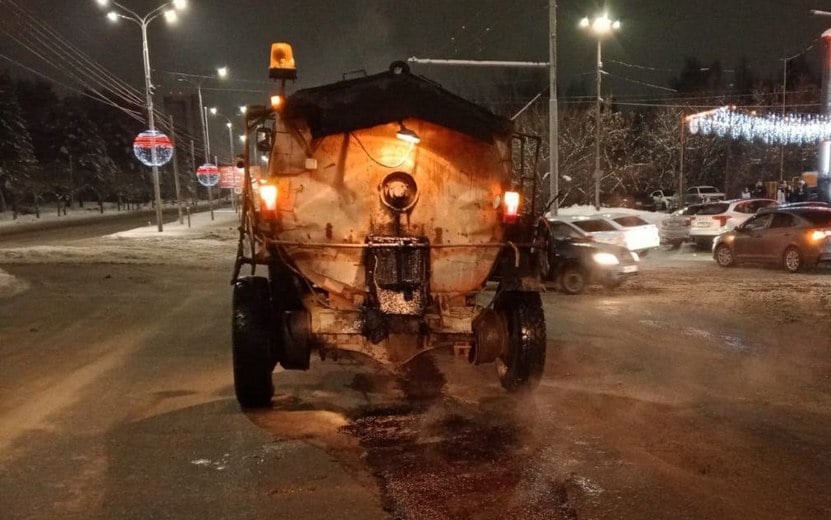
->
[268,118,511,306]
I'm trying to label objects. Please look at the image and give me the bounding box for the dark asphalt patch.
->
[341,355,580,520]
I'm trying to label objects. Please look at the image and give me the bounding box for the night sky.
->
[4,0,831,117]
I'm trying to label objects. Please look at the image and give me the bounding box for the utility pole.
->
[595,38,602,210]
[812,9,831,202]
[679,115,686,208]
[408,11,561,215]
[189,139,196,203]
[168,115,184,224]
[549,0,559,215]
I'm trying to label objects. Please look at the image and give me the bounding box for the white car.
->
[688,198,778,248]
[547,214,661,254]
[650,189,676,211]
[685,185,726,204]
[659,203,707,247]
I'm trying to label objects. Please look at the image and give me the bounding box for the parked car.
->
[757,201,830,214]
[650,189,676,211]
[547,214,661,254]
[712,208,831,272]
[659,203,707,247]
[545,237,640,294]
[688,198,778,248]
[602,192,655,211]
[685,185,727,204]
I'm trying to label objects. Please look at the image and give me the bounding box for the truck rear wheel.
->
[232,276,276,408]
[494,292,547,392]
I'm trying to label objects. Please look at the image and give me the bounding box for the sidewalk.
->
[0,202,227,237]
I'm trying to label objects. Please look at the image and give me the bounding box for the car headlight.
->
[593,252,620,266]
[630,251,640,262]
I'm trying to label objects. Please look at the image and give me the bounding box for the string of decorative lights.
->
[687,106,831,145]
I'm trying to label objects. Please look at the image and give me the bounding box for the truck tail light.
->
[259,183,278,217]
[503,191,520,223]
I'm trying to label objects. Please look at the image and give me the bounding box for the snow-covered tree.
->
[0,73,40,213]
[54,95,119,210]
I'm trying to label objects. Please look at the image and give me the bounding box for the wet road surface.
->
[1,227,830,519]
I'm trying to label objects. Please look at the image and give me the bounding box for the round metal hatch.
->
[379,171,419,213]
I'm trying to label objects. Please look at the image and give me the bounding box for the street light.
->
[580,13,621,209]
[208,108,237,163]
[97,0,189,232]
[170,68,228,162]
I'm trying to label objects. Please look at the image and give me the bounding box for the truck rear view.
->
[231,45,550,407]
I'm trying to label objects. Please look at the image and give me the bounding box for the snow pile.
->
[0,268,29,298]
[0,202,151,228]
[0,210,240,266]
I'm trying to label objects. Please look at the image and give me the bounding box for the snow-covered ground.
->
[0,204,674,300]
[0,202,144,228]
[0,209,240,298]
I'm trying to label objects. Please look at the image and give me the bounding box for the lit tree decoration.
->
[687,106,831,146]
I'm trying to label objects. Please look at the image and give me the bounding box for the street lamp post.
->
[580,13,620,209]
[203,106,212,158]
[208,108,236,162]
[209,109,239,211]
[170,67,227,162]
[96,0,188,232]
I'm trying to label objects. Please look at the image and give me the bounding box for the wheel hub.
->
[470,309,508,365]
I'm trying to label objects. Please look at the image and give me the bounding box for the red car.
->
[712,208,831,272]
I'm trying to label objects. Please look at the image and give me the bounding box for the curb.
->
[0,204,227,238]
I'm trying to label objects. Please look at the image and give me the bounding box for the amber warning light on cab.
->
[269,42,297,80]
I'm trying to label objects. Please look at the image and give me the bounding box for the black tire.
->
[494,292,547,392]
[232,276,276,408]
[559,265,586,295]
[668,239,683,250]
[714,244,735,267]
[638,249,650,258]
[783,246,803,273]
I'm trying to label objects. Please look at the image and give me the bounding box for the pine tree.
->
[0,73,40,213]
[54,95,119,211]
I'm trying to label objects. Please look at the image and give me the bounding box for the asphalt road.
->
[1,224,830,519]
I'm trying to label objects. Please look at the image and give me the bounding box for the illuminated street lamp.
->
[580,13,621,209]
[96,0,189,232]
[208,108,237,163]
[168,67,228,162]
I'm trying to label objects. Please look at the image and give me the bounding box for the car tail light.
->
[503,191,520,223]
[713,215,730,227]
[259,183,278,218]
[809,229,831,242]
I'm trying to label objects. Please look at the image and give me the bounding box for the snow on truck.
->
[230,43,550,407]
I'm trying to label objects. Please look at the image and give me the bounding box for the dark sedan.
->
[545,238,640,294]
[712,208,831,272]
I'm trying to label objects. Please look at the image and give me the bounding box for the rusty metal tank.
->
[231,58,547,407]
